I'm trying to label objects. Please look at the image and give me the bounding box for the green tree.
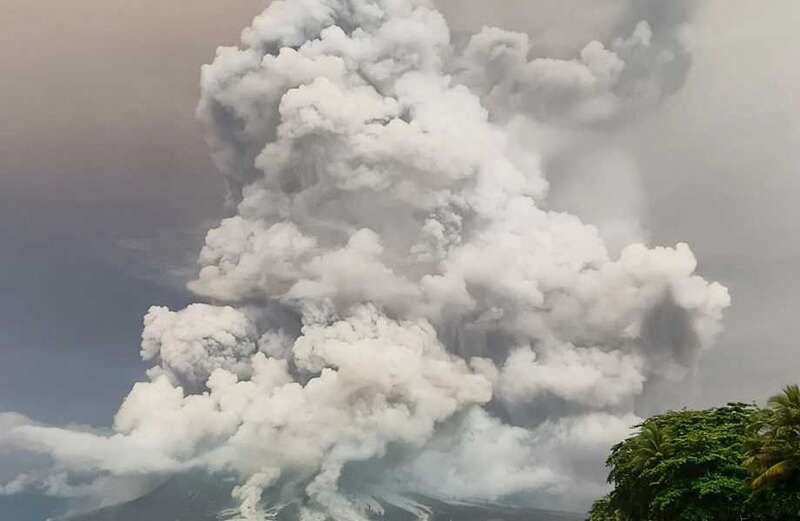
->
[590,404,758,521]
[586,496,625,521]
[629,423,667,470]
[745,384,800,489]
[742,385,800,518]
[588,387,800,521]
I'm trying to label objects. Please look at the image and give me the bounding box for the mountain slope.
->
[65,476,584,521]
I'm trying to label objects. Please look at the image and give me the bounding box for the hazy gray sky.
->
[0,0,263,425]
[0,0,797,443]
[626,0,800,406]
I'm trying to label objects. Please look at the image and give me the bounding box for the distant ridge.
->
[65,475,584,521]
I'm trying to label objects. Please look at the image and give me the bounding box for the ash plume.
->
[0,0,729,518]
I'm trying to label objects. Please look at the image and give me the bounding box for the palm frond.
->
[751,460,793,489]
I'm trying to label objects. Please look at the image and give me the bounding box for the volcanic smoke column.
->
[1,0,729,518]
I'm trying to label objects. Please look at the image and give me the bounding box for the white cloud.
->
[2,0,730,518]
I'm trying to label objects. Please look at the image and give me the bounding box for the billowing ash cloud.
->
[1,0,729,517]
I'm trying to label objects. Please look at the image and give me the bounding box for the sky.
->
[626,1,800,406]
[0,0,262,425]
[0,0,799,518]
[2,0,797,425]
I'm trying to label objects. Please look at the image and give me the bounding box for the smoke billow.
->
[0,0,729,517]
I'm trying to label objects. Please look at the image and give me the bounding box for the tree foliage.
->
[743,385,800,519]
[745,385,800,489]
[588,386,800,521]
